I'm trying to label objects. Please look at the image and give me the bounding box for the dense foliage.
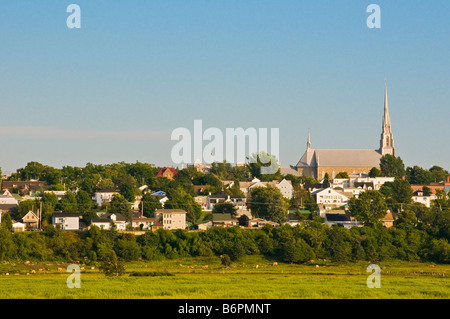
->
[0,205,448,265]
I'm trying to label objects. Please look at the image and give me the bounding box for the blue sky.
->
[0,1,449,173]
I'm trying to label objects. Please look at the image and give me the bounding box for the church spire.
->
[307,130,311,150]
[380,82,395,156]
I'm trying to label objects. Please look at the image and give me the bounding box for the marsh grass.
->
[0,256,448,299]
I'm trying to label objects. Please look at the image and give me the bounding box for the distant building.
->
[238,178,293,199]
[211,213,238,228]
[1,181,47,196]
[154,209,186,230]
[156,167,178,180]
[92,189,120,206]
[52,212,82,230]
[412,190,437,208]
[90,212,127,231]
[296,85,395,180]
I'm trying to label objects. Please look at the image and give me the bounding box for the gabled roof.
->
[95,188,120,193]
[155,209,187,214]
[91,213,126,223]
[156,167,178,177]
[297,149,382,168]
[52,212,82,218]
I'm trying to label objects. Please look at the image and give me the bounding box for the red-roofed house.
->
[156,167,178,180]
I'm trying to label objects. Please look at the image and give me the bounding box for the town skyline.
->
[1,1,449,173]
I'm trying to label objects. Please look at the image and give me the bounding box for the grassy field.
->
[0,256,448,299]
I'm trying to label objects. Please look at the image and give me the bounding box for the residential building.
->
[323,210,361,229]
[52,212,82,230]
[154,209,187,230]
[156,167,178,180]
[237,178,293,199]
[211,213,238,228]
[206,194,246,211]
[1,181,46,196]
[381,211,395,228]
[312,187,350,205]
[248,218,279,229]
[0,190,19,213]
[130,212,162,230]
[12,221,25,232]
[22,211,39,229]
[92,189,120,206]
[412,190,437,208]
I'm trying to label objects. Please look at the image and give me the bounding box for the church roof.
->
[296,149,381,168]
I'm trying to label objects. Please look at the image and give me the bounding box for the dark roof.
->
[212,213,232,221]
[155,209,187,214]
[325,213,351,222]
[208,194,243,199]
[156,167,178,177]
[95,189,120,193]
[52,212,82,218]
[92,213,126,222]
[1,181,46,190]
[0,204,18,212]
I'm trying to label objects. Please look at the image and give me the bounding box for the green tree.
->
[139,192,162,217]
[429,166,449,183]
[335,172,349,179]
[212,202,238,217]
[60,191,78,212]
[406,166,433,185]
[1,212,13,230]
[369,167,382,178]
[349,190,388,227]
[380,154,406,178]
[248,186,289,224]
[246,152,281,181]
[99,249,125,276]
[109,194,132,222]
[76,190,92,213]
[394,210,417,230]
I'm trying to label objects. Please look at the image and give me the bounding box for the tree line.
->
[0,212,448,265]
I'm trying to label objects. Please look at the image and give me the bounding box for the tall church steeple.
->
[380,83,395,156]
[307,130,311,150]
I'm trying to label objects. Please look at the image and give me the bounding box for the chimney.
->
[447,176,450,183]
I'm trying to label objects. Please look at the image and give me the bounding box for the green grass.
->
[0,256,448,299]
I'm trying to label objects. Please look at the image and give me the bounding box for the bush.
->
[221,254,232,267]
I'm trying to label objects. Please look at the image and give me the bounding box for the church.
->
[296,84,395,180]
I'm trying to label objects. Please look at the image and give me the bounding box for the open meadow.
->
[0,256,448,299]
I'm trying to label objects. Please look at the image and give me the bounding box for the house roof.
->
[297,149,382,168]
[156,167,178,177]
[0,204,18,211]
[95,189,120,193]
[52,212,82,218]
[92,213,126,223]
[155,209,187,214]
[325,213,352,222]
[212,213,232,221]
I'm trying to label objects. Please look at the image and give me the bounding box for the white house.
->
[206,194,246,211]
[154,209,187,230]
[412,191,437,208]
[92,189,120,206]
[0,190,18,205]
[12,221,25,232]
[238,178,293,199]
[90,212,127,231]
[52,212,82,230]
[312,187,349,205]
